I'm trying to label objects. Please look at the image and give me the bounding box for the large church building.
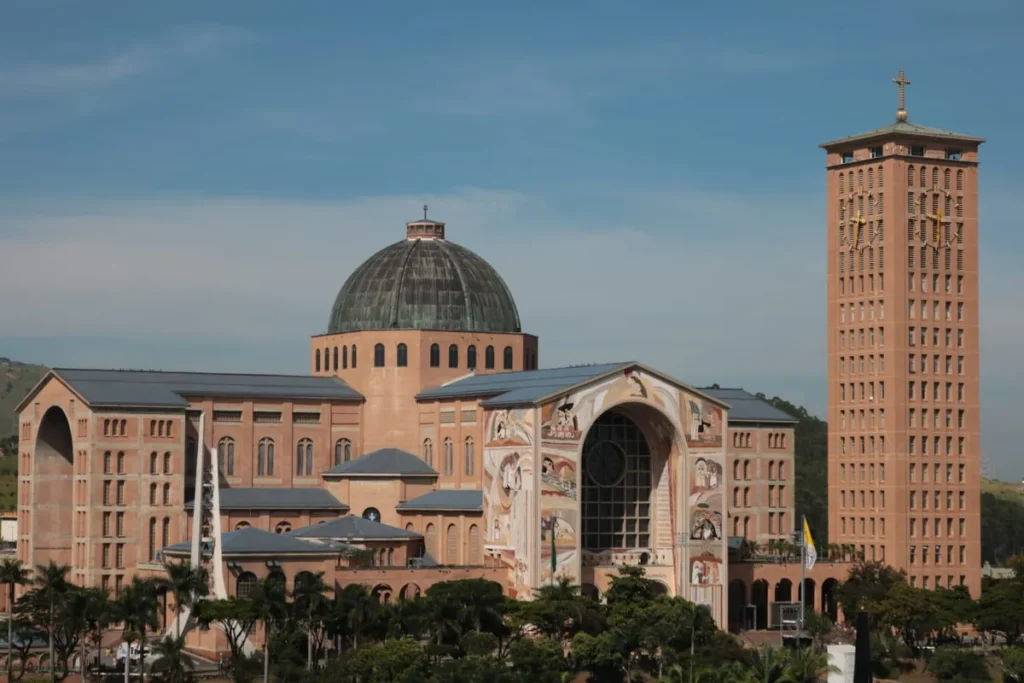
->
[16,214,785,638]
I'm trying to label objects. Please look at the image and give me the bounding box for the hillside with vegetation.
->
[0,358,47,443]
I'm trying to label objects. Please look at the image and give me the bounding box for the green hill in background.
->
[0,359,47,511]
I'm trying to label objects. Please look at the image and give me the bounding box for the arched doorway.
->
[581,583,600,602]
[751,580,769,630]
[728,579,746,632]
[33,406,75,567]
[774,578,792,603]
[372,584,393,604]
[821,578,840,622]
[399,583,421,601]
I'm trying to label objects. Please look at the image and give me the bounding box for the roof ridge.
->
[53,367,351,381]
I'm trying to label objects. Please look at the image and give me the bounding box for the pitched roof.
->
[396,489,483,512]
[323,448,437,477]
[19,368,362,411]
[184,487,347,511]
[161,527,338,557]
[416,362,727,410]
[700,388,798,424]
[291,515,422,541]
[820,120,985,149]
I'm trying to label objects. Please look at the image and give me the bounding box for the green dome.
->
[327,221,522,334]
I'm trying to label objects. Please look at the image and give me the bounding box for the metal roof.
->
[39,368,362,409]
[323,448,437,477]
[416,362,629,403]
[396,489,483,512]
[327,230,522,334]
[700,388,797,424]
[161,527,339,557]
[820,120,985,149]
[184,487,347,511]
[417,362,727,410]
[291,515,422,541]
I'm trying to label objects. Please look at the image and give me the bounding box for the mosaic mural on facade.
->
[538,368,687,586]
[685,396,723,448]
[482,409,535,596]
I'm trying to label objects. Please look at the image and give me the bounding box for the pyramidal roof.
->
[323,448,437,477]
[821,119,985,149]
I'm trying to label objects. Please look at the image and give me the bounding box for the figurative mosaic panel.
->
[482,409,535,596]
[685,396,723,448]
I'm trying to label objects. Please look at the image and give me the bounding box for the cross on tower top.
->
[423,204,428,220]
[892,69,912,122]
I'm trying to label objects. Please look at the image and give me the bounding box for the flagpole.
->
[799,515,806,637]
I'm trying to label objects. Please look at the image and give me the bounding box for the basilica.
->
[17,214,808,656]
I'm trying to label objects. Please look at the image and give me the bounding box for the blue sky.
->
[1,0,1022,479]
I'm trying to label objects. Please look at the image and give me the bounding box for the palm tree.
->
[779,647,840,683]
[150,635,195,683]
[0,559,30,681]
[114,577,161,683]
[32,560,71,683]
[292,571,331,670]
[80,587,112,680]
[749,646,789,683]
[250,576,287,683]
[163,562,209,638]
[62,587,109,681]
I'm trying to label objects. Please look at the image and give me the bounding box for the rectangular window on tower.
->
[945,149,962,161]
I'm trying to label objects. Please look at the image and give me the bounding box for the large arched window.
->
[324,348,330,371]
[257,438,275,476]
[150,452,158,474]
[464,437,475,477]
[163,451,171,474]
[162,517,170,549]
[343,346,348,369]
[218,437,235,476]
[430,344,440,368]
[296,438,314,476]
[334,438,352,466]
[443,437,454,476]
[163,484,170,505]
[581,410,652,550]
[315,349,321,372]
[448,344,459,368]
[236,572,257,598]
[423,439,434,468]
[186,438,196,475]
[148,517,157,561]
[333,346,338,371]
[275,521,292,534]
[351,345,357,368]
[425,524,437,558]
[149,484,157,506]
[374,343,385,367]
[397,343,408,367]
[485,346,495,369]
[503,346,513,370]
[467,345,477,370]
[446,524,458,565]
[468,524,480,563]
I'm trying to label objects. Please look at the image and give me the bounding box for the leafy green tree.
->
[927,646,992,682]
[328,583,379,651]
[163,561,209,639]
[61,587,107,681]
[0,558,30,681]
[527,577,604,643]
[1003,647,1024,683]
[974,578,1024,645]
[293,571,332,671]
[150,635,196,683]
[250,575,287,683]
[506,637,566,683]
[802,610,833,652]
[6,617,38,683]
[835,561,906,628]
[335,637,430,683]
[195,597,259,681]
[778,647,840,683]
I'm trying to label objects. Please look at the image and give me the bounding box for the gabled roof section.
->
[396,489,483,512]
[184,487,347,511]
[161,527,339,557]
[322,448,437,477]
[417,362,728,410]
[291,515,422,541]
[18,368,363,411]
[820,120,985,149]
[700,388,797,424]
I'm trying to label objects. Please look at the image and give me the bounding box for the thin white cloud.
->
[0,24,253,95]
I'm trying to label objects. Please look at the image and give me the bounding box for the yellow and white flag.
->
[803,519,817,571]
